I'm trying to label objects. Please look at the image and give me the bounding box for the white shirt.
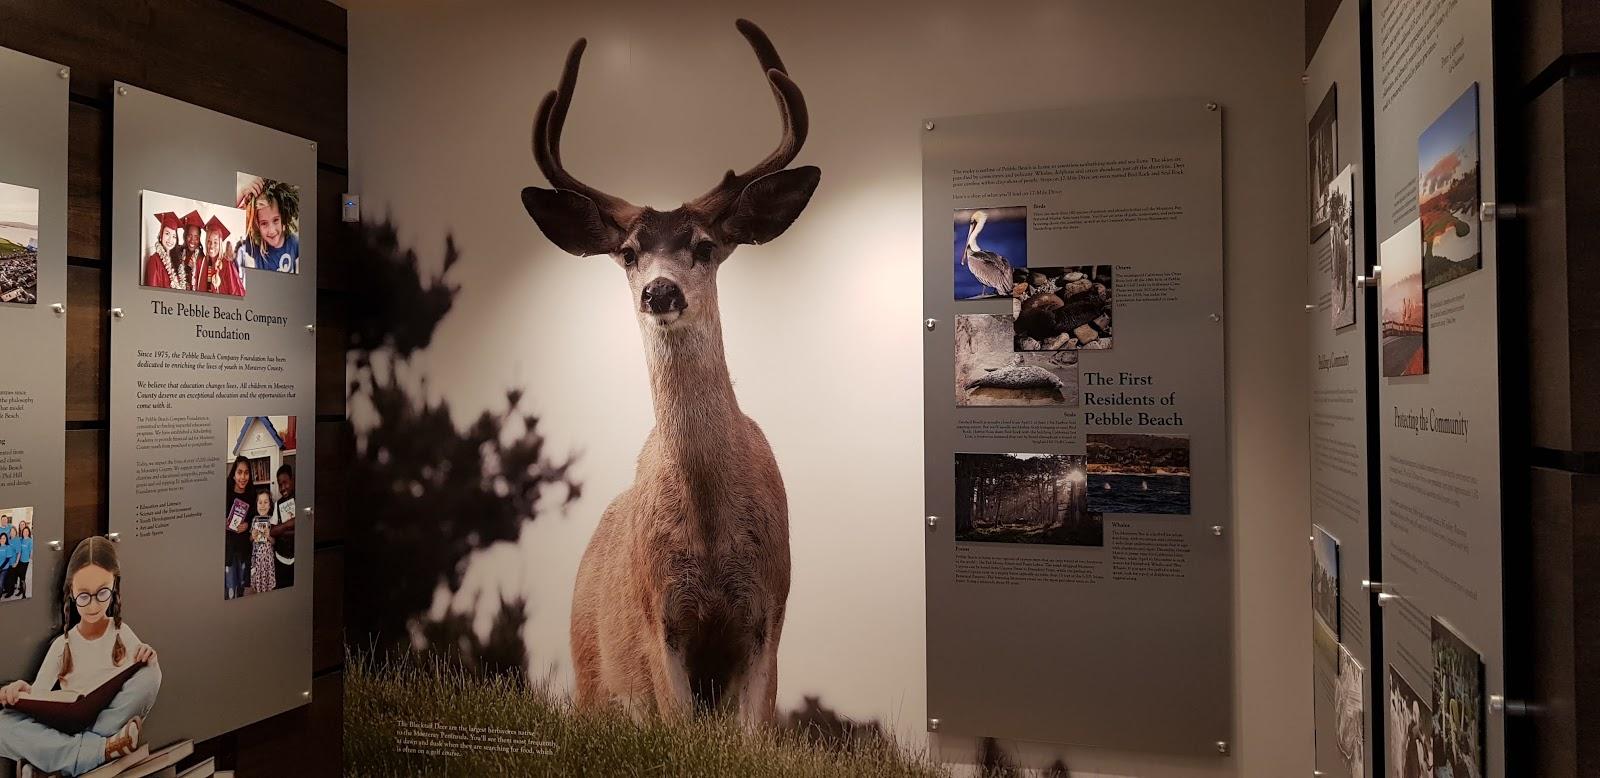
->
[31,622,143,695]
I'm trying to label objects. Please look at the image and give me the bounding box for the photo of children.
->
[0,536,161,776]
[0,507,34,604]
[235,173,301,275]
[139,191,247,297]
[223,416,297,599]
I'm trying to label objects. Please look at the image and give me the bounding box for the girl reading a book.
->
[0,535,161,776]
[249,488,277,594]
[224,456,254,599]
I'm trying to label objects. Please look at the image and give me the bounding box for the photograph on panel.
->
[1311,525,1340,640]
[1011,265,1113,351]
[1431,618,1485,778]
[0,181,38,305]
[1380,222,1426,377]
[1085,433,1189,515]
[953,206,1025,300]
[0,507,34,603]
[223,416,298,600]
[1308,84,1337,241]
[954,313,1079,407]
[1335,645,1366,778]
[235,172,301,275]
[954,453,1102,546]
[139,190,248,297]
[1418,83,1482,289]
[1328,167,1357,330]
[1388,667,1434,778]
[0,536,169,777]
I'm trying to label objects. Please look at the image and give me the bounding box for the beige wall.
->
[346,1,1309,775]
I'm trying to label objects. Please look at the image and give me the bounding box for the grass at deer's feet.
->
[343,650,948,778]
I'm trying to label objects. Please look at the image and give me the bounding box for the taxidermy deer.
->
[519,20,819,726]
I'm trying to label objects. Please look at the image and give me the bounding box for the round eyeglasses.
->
[72,587,113,609]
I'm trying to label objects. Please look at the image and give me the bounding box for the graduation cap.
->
[154,211,180,230]
[181,210,204,229]
[204,215,231,240]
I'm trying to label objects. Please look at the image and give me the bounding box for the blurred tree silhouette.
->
[343,217,580,670]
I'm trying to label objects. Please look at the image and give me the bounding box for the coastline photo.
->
[1086,433,1190,515]
[1011,265,1114,351]
[0,181,39,305]
[1328,167,1356,330]
[954,313,1079,407]
[1308,84,1337,241]
[1432,618,1485,778]
[1388,667,1433,778]
[954,206,1025,300]
[222,416,299,600]
[954,453,1102,547]
[0,506,34,603]
[1418,83,1481,289]
[140,190,249,297]
[1313,525,1340,640]
[1381,221,1426,377]
[1335,645,1365,778]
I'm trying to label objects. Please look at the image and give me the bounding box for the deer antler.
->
[690,19,809,215]
[533,38,636,219]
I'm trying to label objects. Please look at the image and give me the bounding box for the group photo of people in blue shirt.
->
[0,507,34,603]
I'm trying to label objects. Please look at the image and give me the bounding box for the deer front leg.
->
[649,636,694,720]
[735,640,778,731]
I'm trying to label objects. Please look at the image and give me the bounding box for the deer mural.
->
[519,20,818,726]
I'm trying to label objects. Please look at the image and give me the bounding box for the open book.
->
[81,740,195,778]
[12,662,144,734]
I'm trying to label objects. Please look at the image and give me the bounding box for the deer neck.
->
[642,314,741,473]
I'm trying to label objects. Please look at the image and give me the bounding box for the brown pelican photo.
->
[962,210,1013,297]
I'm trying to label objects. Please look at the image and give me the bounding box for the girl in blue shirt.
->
[0,533,15,601]
[7,525,31,599]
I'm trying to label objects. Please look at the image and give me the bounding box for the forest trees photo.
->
[954,454,1101,546]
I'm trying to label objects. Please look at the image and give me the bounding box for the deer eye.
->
[619,247,637,267]
[692,240,715,265]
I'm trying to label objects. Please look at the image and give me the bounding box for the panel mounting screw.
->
[1480,201,1519,220]
[1361,580,1385,593]
[302,690,312,699]
[926,515,939,529]
[51,303,64,314]
[1215,740,1229,754]
[1377,592,1399,606]
[1211,525,1223,536]
[58,67,69,79]
[110,307,125,318]
[1300,73,1310,85]
[1208,313,1221,323]
[924,318,938,331]
[1304,304,1314,312]
[306,324,316,333]
[48,540,63,552]
[116,86,127,96]
[924,120,935,131]
[927,717,940,732]
[107,532,121,542]
[1205,102,1219,112]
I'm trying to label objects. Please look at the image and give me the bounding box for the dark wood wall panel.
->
[0,0,348,167]
[1521,0,1600,85]
[2,2,349,774]
[1305,0,1339,65]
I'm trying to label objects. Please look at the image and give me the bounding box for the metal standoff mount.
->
[57,67,69,79]
[116,85,127,96]
[1215,740,1229,755]
[926,515,939,529]
[110,307,125,318]
[1304,304,1314,313]
[1376,592,1399,606]
[107,532,121,542]
[1360,579,1385,593]
[1488,694,1530,716]
[1211,525,1224,536]
[47,540,63,552]
[1480,201,1521,221]
[50,303,64,314]
[927,717,941,732]
[305,323,316,333]
[1357,265,1382,288]
[924,318,938,331]
[924,120,936,131]
[1205,102,1219,112]
[1208,313,1222,323]
[302,690,312,700]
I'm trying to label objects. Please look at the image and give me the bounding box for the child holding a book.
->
[249,488,277,594]
[0,535,161,776]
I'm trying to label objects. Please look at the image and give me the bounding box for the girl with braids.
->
[235,175,300,274]
[0,536,161,775]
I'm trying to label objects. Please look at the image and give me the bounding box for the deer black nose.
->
[641,278,687,314]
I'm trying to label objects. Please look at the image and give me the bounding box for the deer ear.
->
[521,186,622,257]
[720,166,821,246]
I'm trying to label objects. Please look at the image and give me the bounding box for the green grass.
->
[344,650,949,777]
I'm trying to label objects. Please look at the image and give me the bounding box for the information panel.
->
[1372,1,1503,776]
[1306,4,1378,778]
[923,102,1228,755]
[109,83,316,746]
[0,47,67,682]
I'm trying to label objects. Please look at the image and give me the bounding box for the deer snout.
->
[641,278,688,315]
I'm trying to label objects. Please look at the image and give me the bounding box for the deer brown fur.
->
[520,20,819,726]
